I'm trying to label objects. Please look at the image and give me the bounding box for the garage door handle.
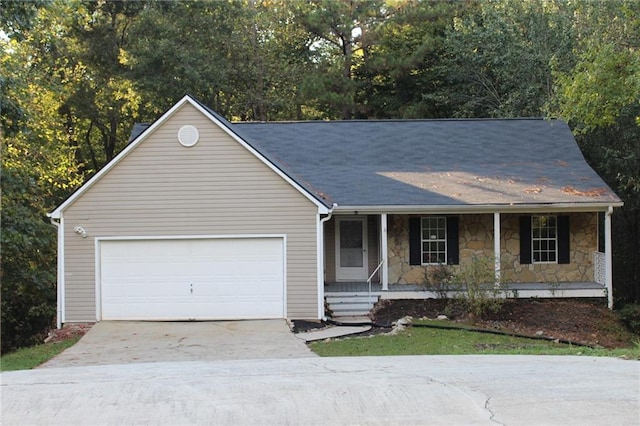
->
[190,283,193,294]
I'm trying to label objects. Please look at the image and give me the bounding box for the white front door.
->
[335,217,368,281]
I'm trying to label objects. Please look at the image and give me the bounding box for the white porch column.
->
[605,206,613,309]
[494,212,501,285]
[381,213,389,291]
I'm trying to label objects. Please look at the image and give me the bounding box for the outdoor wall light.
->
[74,226,87,238]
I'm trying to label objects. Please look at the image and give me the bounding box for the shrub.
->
[1,168,57,354]
[449,256,504,321]
[619,304,640,334]
[421,264,454,299]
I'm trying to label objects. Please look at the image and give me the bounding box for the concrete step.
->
[329,302,374,311]
[330,310,373,317]
[330,316,372,325]
[325,292,383,298]
[326,293,379,318]
[325,296,379,304]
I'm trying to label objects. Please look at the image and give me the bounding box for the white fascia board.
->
[95,234,287,241]
[48,95,329,218]
[333,202,623,215]
[186,98,329,213]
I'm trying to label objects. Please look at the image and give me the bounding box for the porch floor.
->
[325,281,607,299]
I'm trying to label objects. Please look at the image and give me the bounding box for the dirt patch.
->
[290,320,328,333]
[371,298,637,349]
[45,323,94,343]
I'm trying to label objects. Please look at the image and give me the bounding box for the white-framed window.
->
[421,217,447,264]
[532,215,557,263]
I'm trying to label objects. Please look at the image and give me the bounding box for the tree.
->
[549,0,640,304]
[127,0,312,121]
[59,0,145,169]
[356,0,460,118]
[434,0,575,118]
[295,0,390,119]
[1,4,83,351]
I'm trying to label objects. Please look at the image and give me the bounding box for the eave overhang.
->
[332,201,624,215]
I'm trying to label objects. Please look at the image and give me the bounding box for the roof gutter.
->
[333,202,623,215]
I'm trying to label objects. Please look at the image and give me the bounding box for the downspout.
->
[318,203,337,320]
[49,214,64,329]
[605,206,614,309]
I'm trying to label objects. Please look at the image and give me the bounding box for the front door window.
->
[339,220,364,267]
[335,217,368,281]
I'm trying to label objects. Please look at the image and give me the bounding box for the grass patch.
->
[309,325,640,359]
[0,338,80,372]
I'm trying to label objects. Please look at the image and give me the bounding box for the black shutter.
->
[409,217,421,265]
[520,215,532,264]
[557,215,570,264]
[446,216,459,265]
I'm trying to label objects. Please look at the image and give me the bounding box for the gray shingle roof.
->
[233,119,620,207]
[128,114,620,208]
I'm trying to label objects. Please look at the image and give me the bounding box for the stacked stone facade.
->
[387,213,598,285]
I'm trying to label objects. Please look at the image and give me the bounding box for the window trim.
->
[531,214,558,264]
[420,216,447,265]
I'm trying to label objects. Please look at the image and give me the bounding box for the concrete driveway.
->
[40,320,315,368]
[3,356,638,425]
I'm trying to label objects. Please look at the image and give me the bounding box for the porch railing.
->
[367,259,385,304]
[593,251,606,285]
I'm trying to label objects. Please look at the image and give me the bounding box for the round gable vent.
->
[178,125,199,147]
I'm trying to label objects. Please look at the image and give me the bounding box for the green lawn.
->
[0,338,80,372]
[309,324,640,359]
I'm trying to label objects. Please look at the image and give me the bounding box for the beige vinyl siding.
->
[62,103,319,321]
[324,220,336,282]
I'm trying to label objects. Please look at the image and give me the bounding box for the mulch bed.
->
[370,298,636,349]
[45,323,94,343]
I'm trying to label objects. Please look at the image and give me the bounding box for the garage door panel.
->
[99,238,284,320]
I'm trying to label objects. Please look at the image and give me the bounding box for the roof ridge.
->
[232,117,552,124]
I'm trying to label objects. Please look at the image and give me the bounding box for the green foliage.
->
[296,0,390,119]
[1,3,83,352]
[1,167,57,353]
[549,0,640,132]
[449,257,503,320]
[357,0,460,118]
[128,0,312,121]
[576,111,640,304]
[0,337,80,371]
[619,304,640,334]
[421,264,454,299]
[432,0,575,118]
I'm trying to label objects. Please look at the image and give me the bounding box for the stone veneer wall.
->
[500,213,597,283]
[387,213,597,285]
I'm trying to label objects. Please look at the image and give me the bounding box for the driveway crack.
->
[485,396,504,425]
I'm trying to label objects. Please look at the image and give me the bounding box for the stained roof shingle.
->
[233,118,620,207]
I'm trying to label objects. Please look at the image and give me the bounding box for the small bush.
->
[619,304,640,334]
[421,264,454,299]
[450,256,503,321]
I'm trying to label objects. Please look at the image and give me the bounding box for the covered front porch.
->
[322,210,613,317]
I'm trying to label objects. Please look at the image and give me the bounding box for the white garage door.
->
[99,237,285,320]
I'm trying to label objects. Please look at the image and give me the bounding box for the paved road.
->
[2,355,638,425]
